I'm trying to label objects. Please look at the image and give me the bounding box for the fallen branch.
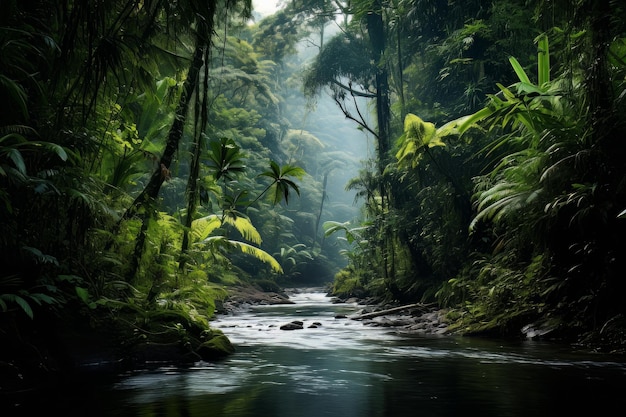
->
[351,303,430,320]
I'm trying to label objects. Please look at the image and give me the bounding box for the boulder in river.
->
[280,321,304,330]
[197,332,236,360]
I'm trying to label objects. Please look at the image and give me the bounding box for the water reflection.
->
[106,342,626,417]
[7,290,626,417]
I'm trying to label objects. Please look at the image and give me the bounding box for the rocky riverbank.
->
[218,285,449,336]
[346,302,450,336]
[218,284,295,313]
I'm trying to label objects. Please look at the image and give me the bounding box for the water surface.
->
[8,290,626,416]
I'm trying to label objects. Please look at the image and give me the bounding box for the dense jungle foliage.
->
[1,0,626,385]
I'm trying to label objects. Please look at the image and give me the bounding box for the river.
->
[6,289,626,416]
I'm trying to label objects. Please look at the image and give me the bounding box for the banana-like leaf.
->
[6,148,26,175]
[322,220,367,245]
[455,107,494,134]
[396,114,446,167]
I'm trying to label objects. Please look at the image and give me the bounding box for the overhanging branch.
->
[330,79,376,98]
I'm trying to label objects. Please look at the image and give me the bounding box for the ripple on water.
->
[107,291,626,417]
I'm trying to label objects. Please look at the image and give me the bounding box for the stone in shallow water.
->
[280,321,304,330]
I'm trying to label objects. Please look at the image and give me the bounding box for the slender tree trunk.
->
[123,37,206,282]
[394,5,406,122]
[179,47,211,272]
[315,171,329,248]
[366,1,392,283]
[366,1,391,162]
[124,43,205,221]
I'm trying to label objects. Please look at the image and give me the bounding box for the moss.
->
[196,332,235,360]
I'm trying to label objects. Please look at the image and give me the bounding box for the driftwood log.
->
[350,303,430,320]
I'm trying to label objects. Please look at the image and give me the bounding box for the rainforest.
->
[2,0,626,399]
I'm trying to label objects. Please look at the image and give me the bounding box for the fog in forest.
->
[290,36,374,225]
[3,4,626,399]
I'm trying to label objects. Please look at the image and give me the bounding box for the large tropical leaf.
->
[200,236,282,273]
[322,220,367,245]
[395,113,446,167]
[191,215,223,242]
[192,212,261,245]
[222,214,262,245]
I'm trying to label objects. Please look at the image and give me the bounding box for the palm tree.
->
[249,161,306,206]
[179,137,247,271]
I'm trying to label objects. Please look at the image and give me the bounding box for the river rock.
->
[352,305,449,335]
[197,333,236,360]
[222,285,294,313]
[280,321,304,330]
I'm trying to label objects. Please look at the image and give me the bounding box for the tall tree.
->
[122,1,254,282]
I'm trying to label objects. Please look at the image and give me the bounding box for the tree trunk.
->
[314,171,329,248]
[123,37,206,282]
[366,1,391,162]
[179,47,211,272]
[366,1,392,283]
[124,42,205,221]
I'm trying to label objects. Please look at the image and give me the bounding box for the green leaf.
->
[256,161,305,205]
[455,107,494,134]
[75,286,91,303]
[396,114,446,167]
[207,137,246,181]
[508,56,532,84]
[191,215,222,242]
[223,215,262,245]
[6,148,26,175]
[45,143,68,162]
[200,236,283,273]
[13,295,34,319]
[229,241,282,273]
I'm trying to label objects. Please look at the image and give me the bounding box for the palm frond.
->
[222,215,262,244]
[191,215,222,242]
[200,236,282,273]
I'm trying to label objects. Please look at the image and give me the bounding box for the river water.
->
[7,289,626,416]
